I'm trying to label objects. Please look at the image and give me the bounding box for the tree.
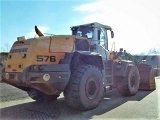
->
[148,48,160,54]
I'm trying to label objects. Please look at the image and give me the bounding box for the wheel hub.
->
[86,77,98,99]
[88,81,96,96]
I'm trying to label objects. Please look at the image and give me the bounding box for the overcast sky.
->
[1,0,160,54]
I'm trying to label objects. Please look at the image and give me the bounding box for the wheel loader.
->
[1,22,156,110]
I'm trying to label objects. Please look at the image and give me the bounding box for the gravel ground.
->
[0,83,29,102]
[0,77,160,120]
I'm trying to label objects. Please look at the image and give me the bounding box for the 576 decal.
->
[37,55,56,62]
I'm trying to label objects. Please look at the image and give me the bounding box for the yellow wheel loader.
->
[1,22,156,110]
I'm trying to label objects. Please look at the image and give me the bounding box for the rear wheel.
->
[115,65,140,96]
[64,65,103,110]
[27,89,59,102]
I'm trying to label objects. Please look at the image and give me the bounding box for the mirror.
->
[111,31,114,38]
[98,30,101,40]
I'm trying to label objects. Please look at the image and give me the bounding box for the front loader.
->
[1,22,156,110]
[121,50,156,90]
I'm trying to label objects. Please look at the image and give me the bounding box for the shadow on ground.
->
[0,88,157,120]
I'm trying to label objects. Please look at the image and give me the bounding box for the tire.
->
[27,89,59,102]
[64,65,103,110]
[114,65,140,96]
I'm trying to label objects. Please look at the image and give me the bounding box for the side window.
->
[100,30,105,47]
[98,28,105,47]
[77,31,82,36]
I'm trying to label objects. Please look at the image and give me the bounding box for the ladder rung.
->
[105,67,111,70]
[106,75,112,77]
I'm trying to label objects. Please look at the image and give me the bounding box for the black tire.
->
[27,89,59,102]
[64,65,103,110]
[114,65,140,96]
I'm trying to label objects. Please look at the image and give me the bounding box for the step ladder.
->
[104,60,114,90]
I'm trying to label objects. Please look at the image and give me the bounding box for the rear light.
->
[29,65,44,71]
[30,65,37,70]
[33,65,37,70]
[39,65,43,71]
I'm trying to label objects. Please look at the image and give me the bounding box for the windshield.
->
[72,26,93,39]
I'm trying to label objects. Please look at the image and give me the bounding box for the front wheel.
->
[64,65,103,110]
[114,65,140,96]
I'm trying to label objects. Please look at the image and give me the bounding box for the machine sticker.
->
[37,55,56,62]
[10,48,28,53]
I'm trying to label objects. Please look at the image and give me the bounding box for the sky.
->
[1,0,160,54]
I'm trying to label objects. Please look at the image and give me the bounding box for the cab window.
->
[98,29,106,47]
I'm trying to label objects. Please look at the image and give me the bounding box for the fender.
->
[70,51,104,71]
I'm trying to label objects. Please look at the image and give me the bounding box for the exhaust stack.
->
[35,25,44,37]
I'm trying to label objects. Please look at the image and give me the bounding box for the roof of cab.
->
[71,22,112,30]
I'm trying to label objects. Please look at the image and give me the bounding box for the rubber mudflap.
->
[136,63,156,90]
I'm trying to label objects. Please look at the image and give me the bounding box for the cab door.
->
[96,28,109,60]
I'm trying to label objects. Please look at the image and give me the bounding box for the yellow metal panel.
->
[50,36,74,52]
[5,36,69,73]
[6,44,30,72]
